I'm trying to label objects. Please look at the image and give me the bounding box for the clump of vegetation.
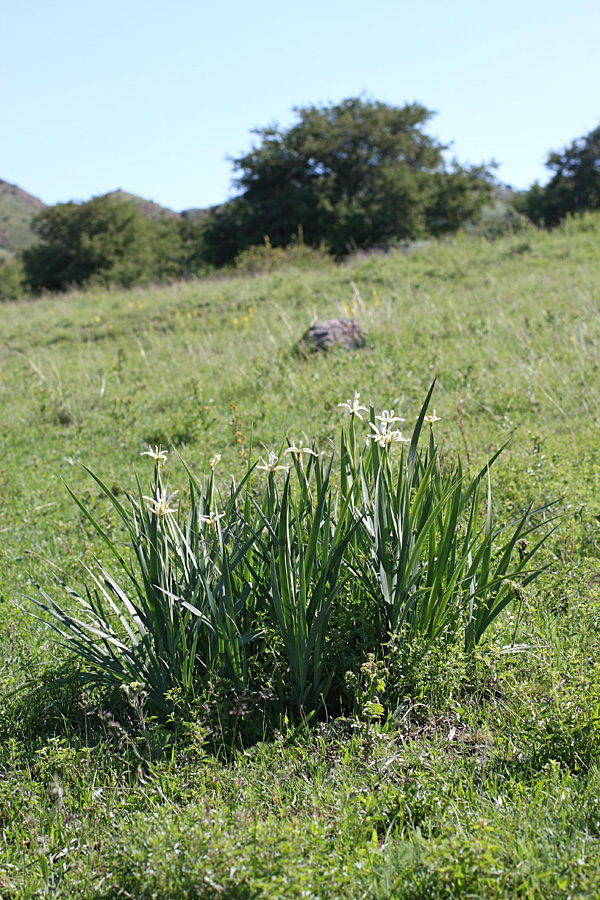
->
[202,97,494,264]
[234,234,287,274]
[234,229,331,274]
[21,194,206,293]
[0,257,27,301]
[516,125,600,227]
[28,385,552,723]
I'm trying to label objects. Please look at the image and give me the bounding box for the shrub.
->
[234,235,286,274]
[468,201,531,241]
[234,229,332,275]
[518,125,600,228]
[21,196,207,292]
[0,257,27,301]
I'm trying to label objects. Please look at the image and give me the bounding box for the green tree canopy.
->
[518,126,600,228]
[22,195,205,293]
[202,98,493,264]
[23,195,155,292]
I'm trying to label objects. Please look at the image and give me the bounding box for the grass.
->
[2,216,600,896]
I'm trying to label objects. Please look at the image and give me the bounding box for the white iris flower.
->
[338,391,369,420]
[141,445,168,467]
[257,451,289,473]
[144,488,178,518]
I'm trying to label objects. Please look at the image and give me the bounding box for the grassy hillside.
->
[105,189,212,222]
[104,188,181,220]
[0,179,46,255]
[2,219,600,896]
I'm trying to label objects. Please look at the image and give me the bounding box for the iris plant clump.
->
[27,385,554,720]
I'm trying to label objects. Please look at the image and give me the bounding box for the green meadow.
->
[2,216,600,897]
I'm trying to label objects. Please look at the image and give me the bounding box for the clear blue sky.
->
[3,0,599,211]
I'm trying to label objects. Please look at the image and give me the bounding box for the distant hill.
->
[0,180,46,256]
[181,207,213,225]
[103,190,220,225]
[105,191,219,226]
[104,189,182,220]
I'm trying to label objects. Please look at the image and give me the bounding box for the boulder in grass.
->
[300,318,367,354]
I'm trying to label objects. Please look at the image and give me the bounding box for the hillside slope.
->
[104,190,214,224]
[103,189,181,220]
[0,179,46,256]
[2,219,600,896]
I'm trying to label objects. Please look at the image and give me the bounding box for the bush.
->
[234,235,286,274]
[0,257,27,301]
[468,201,532,241]
[234,230,332,274]
[21,196,207,293]
[518,126,600,228]
[561,209,600,235]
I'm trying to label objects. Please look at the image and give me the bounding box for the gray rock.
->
[300,318,366,353]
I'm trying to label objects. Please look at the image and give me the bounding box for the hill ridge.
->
[0,179,47,257]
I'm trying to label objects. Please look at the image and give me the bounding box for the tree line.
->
[514,126,600,227]
[2,99,599,297]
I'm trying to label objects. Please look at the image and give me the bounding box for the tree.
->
[518,126,600,227]
[21,195,206,293]
[23,195,156,291]
[202,98,492,263]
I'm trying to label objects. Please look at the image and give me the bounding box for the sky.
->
[3,0,599,212]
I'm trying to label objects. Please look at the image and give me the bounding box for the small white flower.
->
[199,510,225,529]
[338,391,369,420]
[367,422,410,448]
[144,488,178,518]
[257,451,289,473]
[424,409,441,426]
[375,408,405,428]
[141,445,168,467]
[284,441,318,463]
[209,453,222,470]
